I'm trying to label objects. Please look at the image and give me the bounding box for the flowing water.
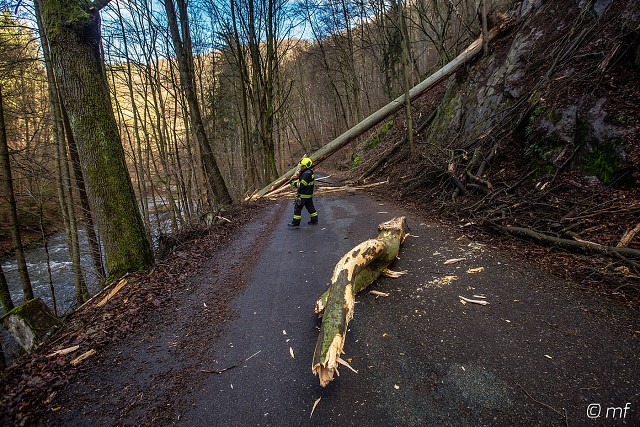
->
[1,228,103,318]
[1,204,176,362]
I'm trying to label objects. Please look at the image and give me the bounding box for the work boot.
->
[287,222,300,228]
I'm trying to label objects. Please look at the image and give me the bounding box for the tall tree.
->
[164,0,233,208]
[38,0,154,279]
[34,0,91,304]
[0,84,34,301]
[397,0,414,152]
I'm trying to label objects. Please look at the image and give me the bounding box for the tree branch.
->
[499,225,640,260]
[90,0,112,12]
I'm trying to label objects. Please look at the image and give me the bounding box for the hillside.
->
[1,1,639,424]
[330,0,640,306]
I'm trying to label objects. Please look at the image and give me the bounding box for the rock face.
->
[1,299,64,353]
[425,0,639,188]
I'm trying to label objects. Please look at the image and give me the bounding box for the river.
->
[1,204,176,362]
[1,228,103,318]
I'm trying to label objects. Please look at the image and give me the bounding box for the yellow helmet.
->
[300,157,313,168]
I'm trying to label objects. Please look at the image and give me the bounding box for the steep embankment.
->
[339,0,640,304]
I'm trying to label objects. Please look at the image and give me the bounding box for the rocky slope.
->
[338,0,640,305]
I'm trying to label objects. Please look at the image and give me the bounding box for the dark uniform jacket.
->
[292,168,314,198]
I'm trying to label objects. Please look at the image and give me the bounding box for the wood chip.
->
[215,215,232,223]
[310,397,321,419]
[70,349,96,366]
[544,354,553,359]
[289,347,295,359]
[47,345,80,357]
[429,275,458,287]
[337,357,358,373]
[97,279,128,307]
[467,267,485,274]
[369,290,389,297]
[444,258,466,265]
[458,296,489,306]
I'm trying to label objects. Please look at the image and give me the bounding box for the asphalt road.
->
[44,192,640,426]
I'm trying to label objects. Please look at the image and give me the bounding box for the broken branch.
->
[617,223,640,248]
[500,225,640,260]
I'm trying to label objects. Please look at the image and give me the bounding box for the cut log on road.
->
[252,21,513,200]
[312,217,408,387]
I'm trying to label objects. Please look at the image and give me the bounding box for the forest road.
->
[43,192,640,426]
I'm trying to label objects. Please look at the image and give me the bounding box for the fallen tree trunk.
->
[253,23,512,199]
[312,217,407,387]
[500,225,640,260]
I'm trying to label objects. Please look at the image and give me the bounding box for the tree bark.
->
[0,84,33,301]
[255,26,506,197]
[481,0,490,55]
[40,0,154,280]
[63,103,105,281]
[58,107,90,305]
[312,217,407,387]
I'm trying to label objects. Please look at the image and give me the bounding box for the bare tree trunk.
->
[38,203,57,316]
[164,0,233,209]
[59,105,90,305]
[398,0,414,153]
[35,0,91,303]
[114,0,150,230]
[0,84,33,301]
[481,0,490,55]
[0,263,14,313]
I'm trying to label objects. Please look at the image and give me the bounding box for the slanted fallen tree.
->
[251,19,514,200]
[312,217,408,387]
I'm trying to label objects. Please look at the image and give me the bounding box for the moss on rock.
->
[1,298,63,353]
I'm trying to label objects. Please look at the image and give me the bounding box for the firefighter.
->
[288,157,319,227]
